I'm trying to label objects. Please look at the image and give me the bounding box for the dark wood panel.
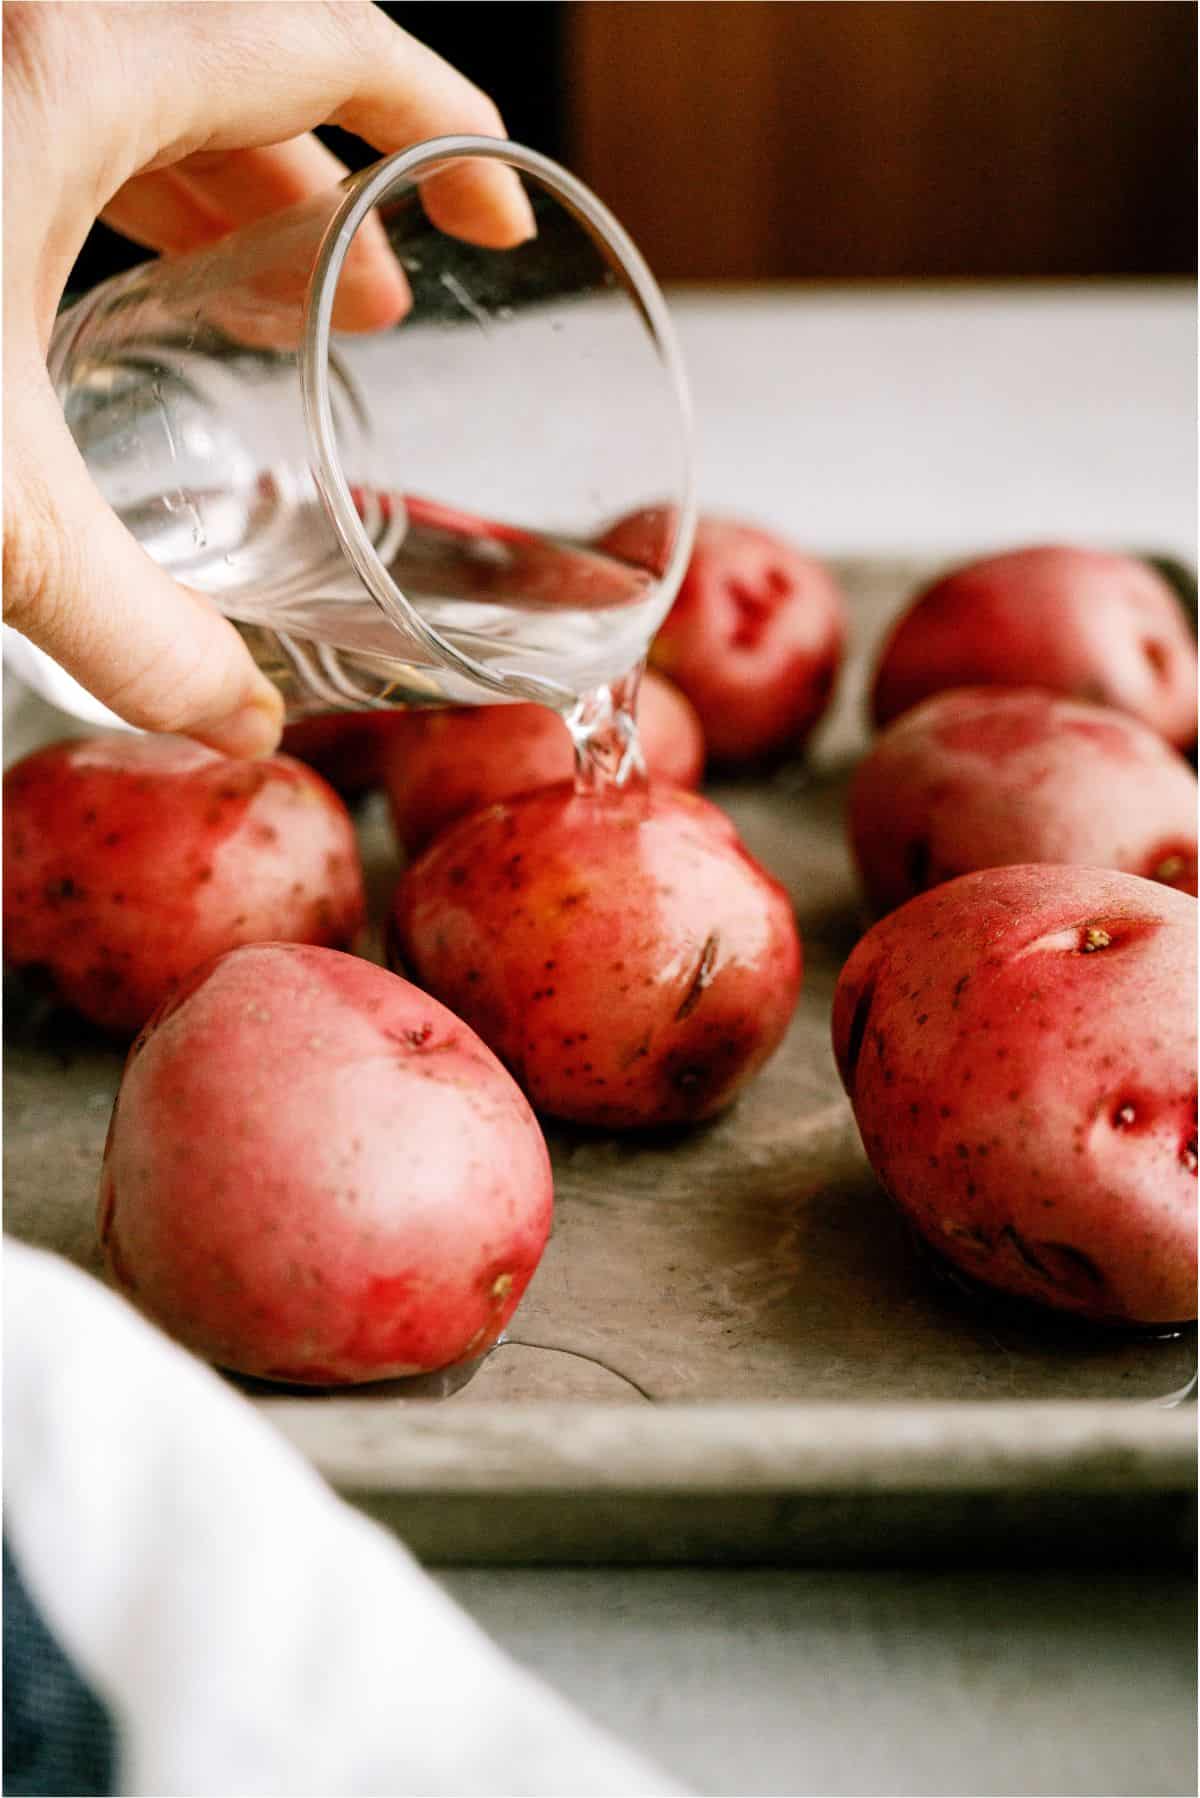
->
[568,1,1197,279]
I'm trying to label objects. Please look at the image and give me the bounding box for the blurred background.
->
[70,0,1196,291]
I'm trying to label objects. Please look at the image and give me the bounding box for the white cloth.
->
[4,1239,684,1798]
[2,626,132,732]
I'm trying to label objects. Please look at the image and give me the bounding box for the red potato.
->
[870,546,1198,747]
[391,784,802,1128]
[850,687,1199,915]
[832,865,1198,1325]
[380,671,705,856]
[280,712,394,799]
[98,943,553,1384]
[355,489,651,610]
[3,736,364,1036]
[600,509,848,765]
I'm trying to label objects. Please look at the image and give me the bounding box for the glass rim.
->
[300,134,696,707]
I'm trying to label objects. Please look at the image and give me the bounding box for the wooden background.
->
[69,2,1196,290]
[566,1,1197,280]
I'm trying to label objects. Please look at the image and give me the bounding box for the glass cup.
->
[30,136,695,724]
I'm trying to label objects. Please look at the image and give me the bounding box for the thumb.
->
[4,357,283,758]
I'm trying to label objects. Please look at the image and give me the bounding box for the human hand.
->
[3,1,533,756]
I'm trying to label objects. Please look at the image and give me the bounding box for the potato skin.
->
[98,944,553,1384]
[832,866,1197,1325]
[600,509,847,765]
[850,687,1199,914]
[871,546,1197,746]
[4,736,365,1035]
[280,713,393,799]
[391,784,802,1128]
[380,671,705,856]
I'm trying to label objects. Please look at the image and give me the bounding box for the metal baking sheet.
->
[5,556,1196,1564]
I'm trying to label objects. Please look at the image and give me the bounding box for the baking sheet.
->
[5,556,1196,1563]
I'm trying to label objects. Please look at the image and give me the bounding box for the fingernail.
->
[504,171,538,244]
[199,688,284,760]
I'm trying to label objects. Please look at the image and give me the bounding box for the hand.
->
[3,1,533,756]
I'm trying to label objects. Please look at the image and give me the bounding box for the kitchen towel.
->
[4,1239,684,1798]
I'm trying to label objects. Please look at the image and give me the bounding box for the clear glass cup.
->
[36,137,695,723]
